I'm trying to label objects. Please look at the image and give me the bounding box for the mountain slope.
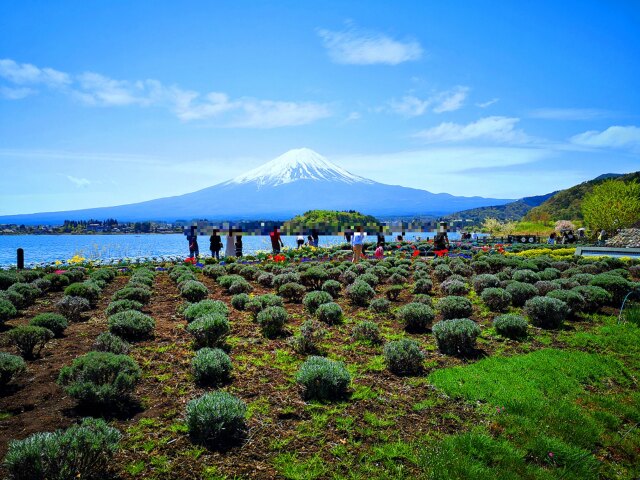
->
[446,191,558,223]
[525,171,640,221]
[0,148,513,224]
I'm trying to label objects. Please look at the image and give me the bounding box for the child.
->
[374,242,384,259]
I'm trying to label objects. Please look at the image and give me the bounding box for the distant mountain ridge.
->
[0,148,513,225]
[446,191,558,223]
[524,171,640,221]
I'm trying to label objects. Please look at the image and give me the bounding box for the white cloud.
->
[317,27,422,65]
[570,125,640,151]
[389,86,469,116]
[0,58,330,128]
[530,108,611,120]
[432,86,469,113]
[476,98,499,108]
[0,59,70,87]
[0,86,35,100]
[346,111,361,121]
[66,175,91,187]
[413,116,530,144]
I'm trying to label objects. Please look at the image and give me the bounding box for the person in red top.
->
[270,226,284,254]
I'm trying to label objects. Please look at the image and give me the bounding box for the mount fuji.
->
[0,148,512,224]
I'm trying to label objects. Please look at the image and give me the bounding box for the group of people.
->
[186,227,243,259]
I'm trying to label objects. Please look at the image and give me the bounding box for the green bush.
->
[32,277,52,293]
[257,272,275,287]
[273,272,301,289]
[506,281,538,307]
[493,314,528,339]
[295,356,351,400]
[256,306,289,338]
[512,269,541,284]
[186,391,247,446]
[481,288,512,312]
[186,313,230,349]
[346,280,376,307]
[0,289,25,309]
[8,283,41,306]
[192,348,232,385]
[30,313,68,337]
[316,302,343,325]
[413,278,433,294]
[105,299,144,316]
[180,280,209,302]
[534,280,561,296]
[472,274,500,293]
[383,339,424,375]
[90,269,116,285]
[524,296,568,329]
[57,351,141,408]
[63,268,85,283]
[278,282,307,303]
[547,289,585,314]
[432,318,481,355]
[64,282,100,307]
[203,264,226,279]
[442,279,469,296]
[3,417,121,480]
[303,290,333,313]
[385,285,403,301]
[571,285,611,313]
[358,272,379,287]
[8,325,54,359]
[184,300,229,322]
[387,273,408,285]
[56,295,91,322]
[321,279,342,297]
[352,320,381,344]
[108,310,155,340]
[228,279,253,295]
[0,271,18,290]
[0,351,26,387]
[289,320,326,354]
[231,293,250,310]
[433,264,453,282]
[93,332,130,355]
[437,296,473,320]
[0,298,18,323]
[369,297,390,314]
[590,273,631,304]
[301,267,329,290]
[112,287,152,304]
[398,302,435,332]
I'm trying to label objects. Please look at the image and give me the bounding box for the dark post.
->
[17,248,24,270]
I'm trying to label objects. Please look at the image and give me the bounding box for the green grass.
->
[428,348,639,479]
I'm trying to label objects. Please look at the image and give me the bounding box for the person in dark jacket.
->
[235,232,243,257]
[187,226,199,259]
[209,229,222,260]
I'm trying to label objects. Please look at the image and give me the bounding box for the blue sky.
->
[1,0,639,215]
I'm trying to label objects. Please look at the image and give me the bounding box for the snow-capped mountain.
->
[0,148,513,224]
[227,148,372,187]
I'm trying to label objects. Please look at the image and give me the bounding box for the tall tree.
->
[581,180,640,234]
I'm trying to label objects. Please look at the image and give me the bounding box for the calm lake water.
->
[0,232,468,268]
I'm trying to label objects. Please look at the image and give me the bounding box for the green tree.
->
[581,179,640,235]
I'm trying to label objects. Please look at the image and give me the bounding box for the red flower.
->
[412,249,420,257]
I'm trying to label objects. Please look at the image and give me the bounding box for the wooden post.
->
[17,248,24,270]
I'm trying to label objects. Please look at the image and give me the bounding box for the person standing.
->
[270,226,284,254]
[235,231,243,257]
[376,227,385,247]
[311,229,319,247]
[210,229,222,260]
[225,228,236,258]
[351,226,365,263]
[187,226,199,259]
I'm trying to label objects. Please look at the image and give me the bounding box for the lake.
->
[0,232,470,268]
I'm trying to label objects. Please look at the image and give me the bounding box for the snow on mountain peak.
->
[228,148,372,187]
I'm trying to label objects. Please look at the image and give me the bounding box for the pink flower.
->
[548,452,554,458]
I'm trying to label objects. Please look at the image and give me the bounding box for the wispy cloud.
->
[0,86,35,100]
[0,58,331,128]
[476,98,499,108]
[529,108,613,120]
[66,175,91,187]
[570,125,640,151]
[413,116,531,144]
[317,26,422,65]
[389,86,469,116]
